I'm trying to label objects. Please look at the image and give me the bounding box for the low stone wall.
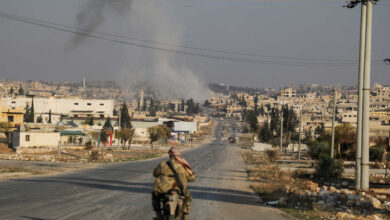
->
[15,146,54,154]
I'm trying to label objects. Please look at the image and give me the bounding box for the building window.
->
[87,103,92,106]
[7,116,14,122]
[100,103,104,106]
[25,135,30,142]
[11,101,16,104]
[74,103,79,105]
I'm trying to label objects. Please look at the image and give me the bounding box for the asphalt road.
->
[0,121,290,220]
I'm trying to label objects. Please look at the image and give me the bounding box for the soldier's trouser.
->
[182,190,192,214]
[152,191,192,214]
[152,192,162,212]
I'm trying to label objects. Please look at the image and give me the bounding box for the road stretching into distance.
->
[0,120,290,220]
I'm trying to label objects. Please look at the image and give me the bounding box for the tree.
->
[122,128,135,149]
[18,85,25,96]
[315,124,326,136]
[161,125,172,144]
[270,107,280,137]
[334,123,356,160]
[103,117,112,130]
[24,103,30,122]
[48,109,52,124]
[142,98,147,111]
[148,126,163,152]
[245,110,258,132]
[9,87,14,95]
[181,99,185,112]
[168,103,176,112]
[259,121,271,143]
[194,103,201,114]
[203,100,211,107]
[149,98,157,117]
[37,115,43,123]
[29,98,35,123]
[120,102,132,129]
[254,95,259,115]
[259,104,265,115]
[100,117,113,146]
[23,99,35,123]
[0,122,12,144]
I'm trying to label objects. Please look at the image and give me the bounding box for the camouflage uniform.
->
[152,158,196,214]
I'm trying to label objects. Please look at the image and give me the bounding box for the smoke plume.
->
[118,0,211,101]
[68,0,133,50]
[70,0,211,101]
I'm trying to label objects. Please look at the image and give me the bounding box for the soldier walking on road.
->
[152,147,195,220]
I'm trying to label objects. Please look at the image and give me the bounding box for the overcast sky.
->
[0,0,389,90]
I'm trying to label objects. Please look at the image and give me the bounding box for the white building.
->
[341,110,357,124]
[1,97,114,122]
[12,131,60,148]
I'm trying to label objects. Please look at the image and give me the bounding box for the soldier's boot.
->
[183,214,189,220]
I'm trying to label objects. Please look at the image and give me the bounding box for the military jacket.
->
[153,158,195,194]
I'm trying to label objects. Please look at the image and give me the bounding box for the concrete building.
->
[341,111,357,123]
[280,88,296,98]
[12,130,60,148]
[0,99,24,127]
[1,97,114,122]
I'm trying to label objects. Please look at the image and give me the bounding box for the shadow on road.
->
[13,177,261,206]
[21,216,52,220]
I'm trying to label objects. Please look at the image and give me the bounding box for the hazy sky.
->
[0,0,389,91]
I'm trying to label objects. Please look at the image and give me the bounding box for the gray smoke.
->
[118,0,211,101]
[68,0,132,50]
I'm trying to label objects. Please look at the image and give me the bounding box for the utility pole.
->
[57,141,61,156]
[280,107,283,152]
[356,1,367,190]
[331,89,337,159]
[298,110,302,160]
[361,0,373,190]
[345,0,376,190]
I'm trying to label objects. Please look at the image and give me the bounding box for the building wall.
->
[0,100,24,126]
[1,97,113,119]
[12,131,60,147]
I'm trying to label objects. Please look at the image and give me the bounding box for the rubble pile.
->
[275,179,389,219]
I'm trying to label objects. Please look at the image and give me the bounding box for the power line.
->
[0,11,386,67]
[0,11,365,64]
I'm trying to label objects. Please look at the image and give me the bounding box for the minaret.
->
[139,89,144,109]
[83,77,86,89]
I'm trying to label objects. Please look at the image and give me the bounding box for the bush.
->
[265,149,281,162]
[85,141,93,150]
[308,141,330,160]
[315,153,344,178]
[89,150,100,162]
[370,146,384,162]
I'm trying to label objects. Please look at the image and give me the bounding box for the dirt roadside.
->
[242,149,390,220]
[0,121,217,181]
